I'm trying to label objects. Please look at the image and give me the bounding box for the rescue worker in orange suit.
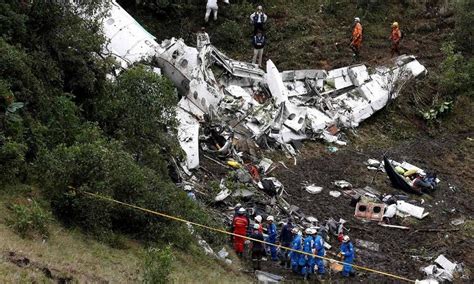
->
[350,17,363,61]
[389,22,402,57]
[232,207,249,257]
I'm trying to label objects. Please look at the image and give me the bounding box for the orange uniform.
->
[351,22,363,48]
[390,27,402,56]
[390,27,401,43]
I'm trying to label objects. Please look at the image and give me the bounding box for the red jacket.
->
[233,215,249,235]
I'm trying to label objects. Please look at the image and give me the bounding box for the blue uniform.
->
[340,241,355,277]
[314,234,325,275]
[299,236,315,277]
[290,234,302,273]
[266,223,278,260]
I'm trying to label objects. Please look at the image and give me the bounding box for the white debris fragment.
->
[305,185,323,194]
[329,190,342,198]
[334,180,352,188]
[396,201,429,219]
[217,247,229,259]
[435,255,457,275]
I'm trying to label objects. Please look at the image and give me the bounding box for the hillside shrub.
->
[143,246,174,284]
[6,199,51,239]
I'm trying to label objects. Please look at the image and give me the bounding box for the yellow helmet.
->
[392,22,399,28]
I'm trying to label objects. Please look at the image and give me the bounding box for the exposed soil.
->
[254,130,473,282]
[2,251,108,283]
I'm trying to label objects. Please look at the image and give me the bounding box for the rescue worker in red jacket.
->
[389,22,402,57]
[350,17,363,61]
[232,207,249,257]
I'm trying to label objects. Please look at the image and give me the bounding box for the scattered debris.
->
[450,218,465,226]
[355,239,380,252]
[334,180,352,189]
[396,201,429,219]
[378,223,410,230]
[217,247,229,259]
[354,202,385,222]
[329,190,342,198]
[305,184,323,194]
[255,270,283,283]
[327,146,338,153]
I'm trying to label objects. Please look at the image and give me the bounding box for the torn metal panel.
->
[348,65,370,86]
[434,255,457,275]
[396,201,429,219]
[326,67,353,90]
[177,105,200,170]
[211,47,265,81]
[283,103,307,132]
[265,60,289,106]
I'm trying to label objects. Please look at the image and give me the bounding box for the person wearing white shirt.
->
[205,0,218,22]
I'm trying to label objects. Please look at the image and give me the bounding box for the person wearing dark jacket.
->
[252,30,266,67]
[279,219,294,269]
[250,223,265,270]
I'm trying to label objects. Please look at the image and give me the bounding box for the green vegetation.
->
[0,0,222,250]
[6,199,51,239]
[143,246,174,284]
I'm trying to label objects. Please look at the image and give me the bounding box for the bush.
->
[143,246,174,284]
[439,42,474,98]
[0,140,27,185]
[213,20,244,52]
[6,199,51,239]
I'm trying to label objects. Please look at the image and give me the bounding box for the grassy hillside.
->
[0,186,251,283]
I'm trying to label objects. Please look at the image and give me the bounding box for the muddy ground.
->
[201,128,473,282]
[261,130,473,282]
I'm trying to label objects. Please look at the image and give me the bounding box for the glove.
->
[337,252,343,259]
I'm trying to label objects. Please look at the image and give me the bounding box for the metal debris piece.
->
[305,185,323,194]
[355,239,380,252]
[450,218,465,226]
[255,270,283,283]
[329,190,342,198]
[396,201,429,219]
[217,247,229,259]
[334,180,352,188]
[435,255,457,275]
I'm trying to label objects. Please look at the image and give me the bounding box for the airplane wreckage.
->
[102,0,427,171]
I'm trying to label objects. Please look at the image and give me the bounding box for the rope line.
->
[81,191,416,283]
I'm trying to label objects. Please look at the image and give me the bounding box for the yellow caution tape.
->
[81,191,416,283]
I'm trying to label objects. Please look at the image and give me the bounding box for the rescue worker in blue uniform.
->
[299,228,315,280]
[289,228,302,273]
[339,235,355,277]
[266,215,278,261]
[314,228,326,276]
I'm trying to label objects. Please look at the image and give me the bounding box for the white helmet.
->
[343,235,350,242]
[253,223,260,230]
[255,215,262,223]
[291,227,299,234]
[266,215,274,222]
[238,207,246,214]
[235,203,242,208]
[305,228,312,235]
[354,17,360,22]
[257,5,263,10]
